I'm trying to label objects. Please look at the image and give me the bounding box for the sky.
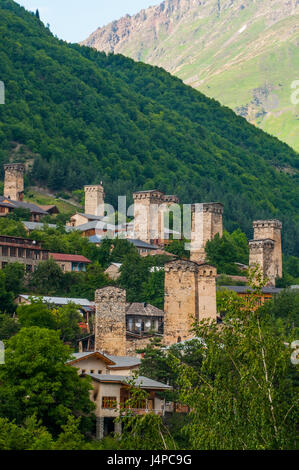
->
[16,0,161,43]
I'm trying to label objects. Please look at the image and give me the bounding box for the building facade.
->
[0,235,49,272]
[190,203,224,263]
[3,163,25,201]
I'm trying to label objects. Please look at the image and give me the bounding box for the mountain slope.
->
[82,0,299,151]
[0,0,298,255]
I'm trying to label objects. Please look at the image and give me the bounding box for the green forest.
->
[0,0,298,256]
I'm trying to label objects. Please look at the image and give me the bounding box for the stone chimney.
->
[3,163,25,201]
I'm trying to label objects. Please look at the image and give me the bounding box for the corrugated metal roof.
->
[18,295,94,307]
[22,221,75,232]
[217,286,283,294]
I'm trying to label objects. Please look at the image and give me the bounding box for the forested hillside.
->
[0,0,298,254]
[83,0,299,151]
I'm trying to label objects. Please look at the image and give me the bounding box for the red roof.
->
[50,253,91,263]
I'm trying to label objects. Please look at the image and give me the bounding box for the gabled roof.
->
[126,302,164,317]
[17,295,94,308]
[128,239,158,249]
[67,352,141,369]
[217,286,283,294]
[106,355,141,369]
[22,221,75,233]
[50,253,91,263]
[67,351,115,366]
[86,373,172,390]
[0,196,48,215]
[76,213,105,221]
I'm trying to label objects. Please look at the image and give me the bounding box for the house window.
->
[98,370,102,374]
[102,397,117,409]
[10,247,16,257]
[90,370,94,374]
[135,400,147,409]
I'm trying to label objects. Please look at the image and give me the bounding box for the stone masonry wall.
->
[95,286,127,356]
[253,220,282,279]
[84,185,105,217]
[190,203,224,263]
[4,163,25,201]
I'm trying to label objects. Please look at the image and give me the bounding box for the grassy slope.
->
[105,1,299,150]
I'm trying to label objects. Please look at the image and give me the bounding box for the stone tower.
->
[163,259,217,346]
[190,203,224,263]
[133,190,165,243]
[3,163,25,201]
[252,220,282,279]
[94,286,127,356]
[249,239,276,286]
[84,183,105,217]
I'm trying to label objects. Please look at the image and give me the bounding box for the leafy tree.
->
[142,271,164,310]
[0,416,53,450]
[16,300,57,330]
[205,230,249,274]
[164,240,190,258]
[0,271,15,313]
[3,262,25,296]
[0,314,20,341]
[0,218,27,238]
[119,252,150,302]
[259,289,299,337]
[54,303,82,345]
[0,327,95,434]
[117,380,176,450]
[170,274,298,449]
[29,258,65,295]
[7,208,31,222]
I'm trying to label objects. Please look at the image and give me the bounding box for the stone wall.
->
[95,287,127,356]
[249,239,276,286]
[253,220,282,279]
[190,203,224,263]
[133,190,180,243]
[163,259,217,346]
[4,163,25,201]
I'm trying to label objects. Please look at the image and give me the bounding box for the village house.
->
[0,235,49,272]
[1,164,48,222]
[0,196,48,222]
[105,262,122,280]
[217,285,283,307]
[49,253,91,272]
[67,351,171,439]
[15,294,95,331]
